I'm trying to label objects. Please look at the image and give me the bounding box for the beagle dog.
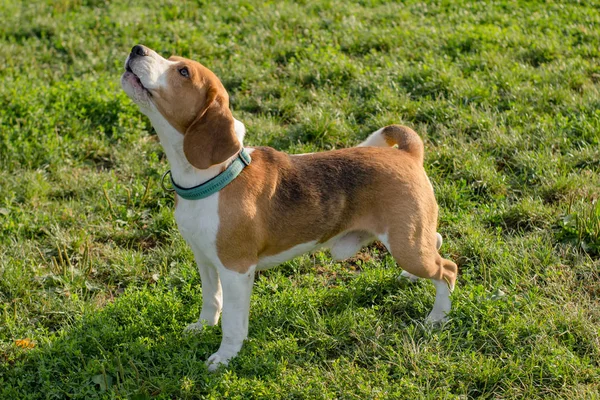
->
[121,45,458,371]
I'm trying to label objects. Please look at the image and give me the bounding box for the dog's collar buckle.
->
[160,170,176,192]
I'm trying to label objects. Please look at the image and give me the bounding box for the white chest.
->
[174,194,221,265]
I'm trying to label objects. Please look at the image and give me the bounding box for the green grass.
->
[1,0,599,398]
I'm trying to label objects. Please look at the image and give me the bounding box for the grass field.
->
[1,0,599,398]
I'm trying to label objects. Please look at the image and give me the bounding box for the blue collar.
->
[162,148,252,200]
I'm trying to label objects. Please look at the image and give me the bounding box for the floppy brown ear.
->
[183,88,240,170]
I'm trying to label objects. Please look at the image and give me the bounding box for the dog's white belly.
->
[256,240,320,270]
[255,231,374,271]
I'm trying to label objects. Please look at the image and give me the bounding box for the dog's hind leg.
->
[380,230,457,323]
[398,232,443,283]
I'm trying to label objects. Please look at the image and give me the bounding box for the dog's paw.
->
[398,270,419,283]
[205,352,229,372]
[426,310,448,326]
[183,321,205,334]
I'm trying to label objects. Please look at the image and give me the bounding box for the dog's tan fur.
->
[122,45,458,370]
[216,146,457,288]
[140,52,457,288]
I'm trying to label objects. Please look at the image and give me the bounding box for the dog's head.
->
[121,45,240,169]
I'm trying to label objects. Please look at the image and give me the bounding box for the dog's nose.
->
[131,45,147,57]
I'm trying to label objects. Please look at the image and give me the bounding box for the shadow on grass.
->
[1,270,435,398]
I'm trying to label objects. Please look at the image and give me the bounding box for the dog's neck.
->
[145,107,246,188]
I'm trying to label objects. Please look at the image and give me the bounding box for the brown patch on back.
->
[216,146,442,275]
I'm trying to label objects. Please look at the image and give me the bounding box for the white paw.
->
[205,352,229,372]
[426,311,448,325]
[183,321,205,334]
[398,270,419,283]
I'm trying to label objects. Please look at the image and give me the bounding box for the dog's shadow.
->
[4,261,438,397]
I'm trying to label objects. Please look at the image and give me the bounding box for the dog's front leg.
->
[205,266,255,372]
[185,253,222,332]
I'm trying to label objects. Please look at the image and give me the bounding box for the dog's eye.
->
[179,67,189,78]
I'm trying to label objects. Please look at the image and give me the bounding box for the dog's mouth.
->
[124,62,151,95]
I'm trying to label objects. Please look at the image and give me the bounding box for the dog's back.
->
[216,145,438,269]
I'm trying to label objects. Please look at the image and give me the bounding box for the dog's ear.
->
[183,87,240,170]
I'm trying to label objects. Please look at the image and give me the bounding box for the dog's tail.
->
[358,124,424,164]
